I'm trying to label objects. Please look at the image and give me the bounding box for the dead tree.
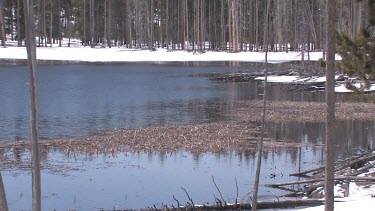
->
[24,0,42,210]
[252,0,271,210]
[325,0,337,210]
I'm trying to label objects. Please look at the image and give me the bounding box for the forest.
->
[0,0,370,52]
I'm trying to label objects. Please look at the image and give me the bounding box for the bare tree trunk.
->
[0,0,6,48]
[90,0,95,48]
[325,0,336,210]
[17,0,22,46]
[0,172,8,211]
[103,0,107,48]
[25,1,42,209]
[49,0,52,47]
[58,0,61,47]
[255,0,259,51]
[150,0,154,50]
[24,0,41,211]
[252,0,271,210]
[83,0,86,46]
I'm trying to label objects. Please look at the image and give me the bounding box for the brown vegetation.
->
[1,100,374,157]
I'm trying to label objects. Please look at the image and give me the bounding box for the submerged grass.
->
[1,100,374,158]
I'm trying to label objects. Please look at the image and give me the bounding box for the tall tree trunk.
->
[108,0,112,48]
[150,0,154,49]
[10,0,14,41]
[67,3,70,47]
[24,0,41,211]
[0,172,8,211]
[0,1,6,48]
[17,0,22,46]
[255,0,259,51]
[83,0,86,46]
[325,0,336,210]
[90,0,95,48]
[252,0,270,210]
[49,1,52,47]
[103,0,107,48]
[58,0,61,47]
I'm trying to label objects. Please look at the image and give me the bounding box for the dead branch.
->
[181,187,194,207]
[211,176,226,205]
[267,176,375,188]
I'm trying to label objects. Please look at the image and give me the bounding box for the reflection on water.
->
[0,64,328,141]
[1,63,375,210]
[0,63,260,141]
[267,120,375,159]
[2,148,323,210]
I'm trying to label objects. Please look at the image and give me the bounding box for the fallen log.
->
[133,199,326,211]
[266,176,375,188]
[347,161,375,176]
[290,153,375,178]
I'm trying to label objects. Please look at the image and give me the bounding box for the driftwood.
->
[125,200,326,211]
[267,176,375,188]
[271,153,375,198]
[290,154,374,178]
[289,154,362,177]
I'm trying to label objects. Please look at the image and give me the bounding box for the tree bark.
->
[24,0,41,211]
[108,0,112,48]
[325,0,336,210]
[90,0,95,48]
[0,0,6,48]
[252,0,271,210]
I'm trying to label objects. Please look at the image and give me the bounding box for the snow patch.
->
[0,46,335,63]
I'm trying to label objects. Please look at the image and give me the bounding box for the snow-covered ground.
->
[292,183,375,211]
[255,75,375,93]
[0,38,337,63]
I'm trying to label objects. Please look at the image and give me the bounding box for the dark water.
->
[0,63,250,141]
[0,63,327,141]
[1,63,374,210]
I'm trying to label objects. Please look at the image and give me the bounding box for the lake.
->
[0,63,374,210]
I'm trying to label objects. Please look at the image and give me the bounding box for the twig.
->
[211,176,227,205]
[172,195,180,207]
[181,187,194,207]
[266,190,280,201]
[235,178,239,204]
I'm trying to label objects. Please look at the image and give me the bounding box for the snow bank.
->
[0,45,336,63]
[293,195,375,211]
[255,74,375,93]
[335,83,375,93]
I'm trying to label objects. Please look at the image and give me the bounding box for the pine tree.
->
[337,0,375,85]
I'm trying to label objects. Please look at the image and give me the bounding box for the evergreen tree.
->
[337,0,375,86]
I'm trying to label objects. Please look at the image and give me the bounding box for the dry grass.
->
[1,100,373,157]
[233,101,375,123]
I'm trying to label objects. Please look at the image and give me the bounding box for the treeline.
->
[0,0,370,52]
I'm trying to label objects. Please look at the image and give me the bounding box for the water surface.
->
[1,63,374,210]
